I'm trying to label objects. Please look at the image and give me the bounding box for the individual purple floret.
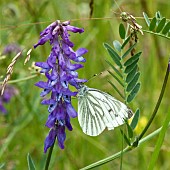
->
[34,20,87,153]
[0,85,18,114]
[2,43,21,55]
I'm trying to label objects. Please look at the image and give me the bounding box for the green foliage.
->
[120,129,131,146]
[126,121,134,138]
[119,23,126,39]
[104,43,122,68]
[149,17,157,31]
[143,12,150,26]
[27,153,36,170]
[127,83,140,103]
[104,21,142,156]
[130,109,140,129]
[0,163,5,169]
[0,1,170,170]
[143,11,170,39]
[113,40,121,52]
[105,35,141,103]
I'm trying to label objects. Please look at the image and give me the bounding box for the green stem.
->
[80,60,170,170]
[80,123,170,170]
[0,74,38,84]
[137,62,169,141]
[44,140,56,170]
[80,146,132,170]
[143,30,170,40]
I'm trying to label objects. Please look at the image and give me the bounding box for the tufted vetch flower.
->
[34,20,87,153]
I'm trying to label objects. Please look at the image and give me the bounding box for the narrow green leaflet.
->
[113,40,122,52]
[130,109,140,130]
[149,17,157,31]
[121,36,130,49]
[162,22,170,35]
[119,23,126,39]
[126,65,138,83]
[104,43,121,60]
[108,80,124,99]
[127,83,141,103]
[124,52,142,66]
[27,153,36,170]
[125,58,139,74]
[108,70,124,87]
[122,43,137,59]
[107,48,122,68]
[143,12,150,27]
[126,72,140,92]
[156,17,166,33]
[105,60,123,78]
[155,11,161,20]
[126,121,134,138]
[104,43,122,68]
[120,129,131,146]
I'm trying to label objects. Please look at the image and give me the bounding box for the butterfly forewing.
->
[78,92,106,136]
[77,85,133,136]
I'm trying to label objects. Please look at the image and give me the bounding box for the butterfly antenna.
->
[113,0,123,13]
[88,72,103,82]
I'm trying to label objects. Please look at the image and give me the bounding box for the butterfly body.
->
[77,85,133,136]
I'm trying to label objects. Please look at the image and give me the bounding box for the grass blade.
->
[148,106,170,170]
[27,153,36,170]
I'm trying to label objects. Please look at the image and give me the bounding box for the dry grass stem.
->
[24,48,32,65]
[1,51,22,95]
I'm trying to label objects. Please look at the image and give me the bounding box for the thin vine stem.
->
[81,60,170,170]
[44,139,56,170]
[143,30,170,40]
[80,123,170,170]
[137,61,169,141]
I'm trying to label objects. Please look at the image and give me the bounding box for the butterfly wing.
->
[78,91,106,136]
[78,86,133,136]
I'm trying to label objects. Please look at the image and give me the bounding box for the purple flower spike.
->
[34,20,87,152]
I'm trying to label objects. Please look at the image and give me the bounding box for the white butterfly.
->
[77,85,133,136]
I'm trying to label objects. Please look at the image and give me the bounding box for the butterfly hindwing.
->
[78,85,133,136]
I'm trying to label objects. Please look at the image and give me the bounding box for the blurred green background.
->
[0,0,170,169]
